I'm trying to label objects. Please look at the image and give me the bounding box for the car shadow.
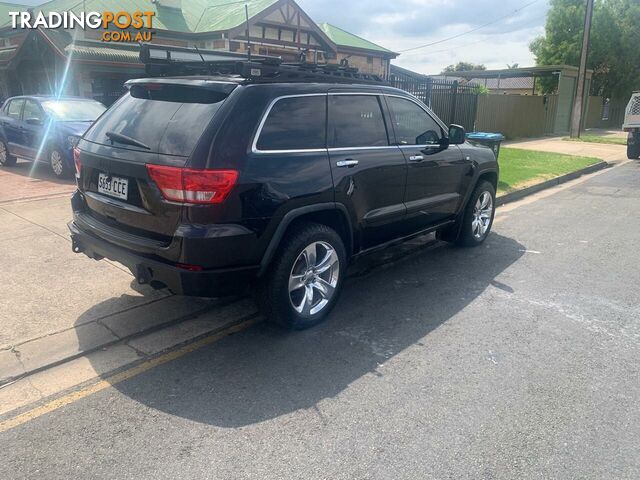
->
[79,232,525,428]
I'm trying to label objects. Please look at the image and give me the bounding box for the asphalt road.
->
[2,162,639,479]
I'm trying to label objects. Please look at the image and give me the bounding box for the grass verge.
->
[498,148,601,194]
[562,135,627,146]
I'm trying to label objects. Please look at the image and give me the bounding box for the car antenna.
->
[245,3,252,62]
[193,44,211,75]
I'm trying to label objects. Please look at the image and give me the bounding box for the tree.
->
[530,0,640,98]
[442,62,486,73]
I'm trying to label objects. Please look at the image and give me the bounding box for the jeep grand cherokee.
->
[69,46,499,330]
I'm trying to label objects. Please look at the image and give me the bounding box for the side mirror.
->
[25,118,43,126]
[448,124,466,145]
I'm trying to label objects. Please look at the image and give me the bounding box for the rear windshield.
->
[83,84,230,157]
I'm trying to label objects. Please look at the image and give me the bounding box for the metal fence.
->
[389,65,479,131]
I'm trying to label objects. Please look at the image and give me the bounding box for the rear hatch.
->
[75,80,236,252]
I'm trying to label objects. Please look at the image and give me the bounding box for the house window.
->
[367,56,373,64]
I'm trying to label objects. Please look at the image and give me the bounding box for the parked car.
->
[69,48,498,330]
[624,91,640,159]
[0,96,106,178]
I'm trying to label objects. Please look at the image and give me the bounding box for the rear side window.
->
[6,99,24,119]
[387,96,442,146]
[328,95,388,148]
[83,84,230,157]
[256,96,326,151]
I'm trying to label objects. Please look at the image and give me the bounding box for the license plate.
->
[98,173,128,201]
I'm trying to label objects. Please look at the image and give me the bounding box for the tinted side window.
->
[256,96,326,151]
[6,99,24,119]
[387,97,442,146]
[23,100,44,122]
[329,95,388,148]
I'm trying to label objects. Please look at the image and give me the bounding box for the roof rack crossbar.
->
[139,44,389,86]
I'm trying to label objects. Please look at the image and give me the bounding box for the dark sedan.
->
[0,96,106,178]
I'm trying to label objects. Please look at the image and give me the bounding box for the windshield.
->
[42,100,106,122]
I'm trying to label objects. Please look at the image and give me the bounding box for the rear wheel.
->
[627,143,640,160]
[255,222,346,330]
[0,140,16,167]
[454,180,496,247]
[49,147,72,179]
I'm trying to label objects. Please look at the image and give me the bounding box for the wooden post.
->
[570,0,594,138]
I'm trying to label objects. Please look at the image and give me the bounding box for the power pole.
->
[570,0,595,138]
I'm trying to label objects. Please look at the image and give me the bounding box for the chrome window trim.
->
[251,90,447,154]
[252,93,328,154]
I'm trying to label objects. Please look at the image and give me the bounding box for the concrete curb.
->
[496,161,611,206]
[0,295,256,387]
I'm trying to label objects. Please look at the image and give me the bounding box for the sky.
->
[300,0,551,74]
[6,0,551,75]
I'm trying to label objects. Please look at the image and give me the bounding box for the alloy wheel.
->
[288,241,340,316]
[472,191,493,239]
[50,150,63,176]
[0,142,6,165]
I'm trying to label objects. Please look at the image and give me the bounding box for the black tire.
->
[49,147,72,179]
[255,222,347,330]
[627,143,640,160]
[454,180,496,247]
[0,140,17,167]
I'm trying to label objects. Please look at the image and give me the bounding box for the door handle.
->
[336,159,358,168]
[409,155,424,162]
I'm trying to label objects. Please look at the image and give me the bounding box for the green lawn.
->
[562,135,627,145]
[497,148,601,194]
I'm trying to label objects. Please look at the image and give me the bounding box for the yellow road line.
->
[0,317,258,434]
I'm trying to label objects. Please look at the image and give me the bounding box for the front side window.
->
[387,96,443,146]
[328,95,388,148]
[256,96,326,151]
[22,100,44,122]
[6,99,24,119]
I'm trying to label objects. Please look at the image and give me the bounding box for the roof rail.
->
[139,44,389,86]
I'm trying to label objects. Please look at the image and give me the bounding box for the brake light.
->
[146,165,238,204]
[73,147,81,178]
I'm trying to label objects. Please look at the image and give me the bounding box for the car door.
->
[1,98,25,155]
[21,99,46,160]
[328,92,408,249]
[385,95,471,229]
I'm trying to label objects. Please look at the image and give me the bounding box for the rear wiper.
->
[105,131,150,150]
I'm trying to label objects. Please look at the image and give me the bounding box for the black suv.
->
[69,46,498,329]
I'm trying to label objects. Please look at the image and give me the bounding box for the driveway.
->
[1,159,638,479]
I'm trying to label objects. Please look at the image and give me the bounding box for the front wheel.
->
[255,222,346,330]
[455,180,496,247]
[49,147,72,179]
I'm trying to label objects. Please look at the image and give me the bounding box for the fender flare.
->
[257,202,353,276]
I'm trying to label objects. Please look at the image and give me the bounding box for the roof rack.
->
[139,44,389,86]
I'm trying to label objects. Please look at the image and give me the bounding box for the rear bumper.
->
[68,221,258,297]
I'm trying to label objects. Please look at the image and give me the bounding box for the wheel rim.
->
[0,142,6,165]
[472,191,493,239]
[288,241,340,316]
[50,150,63,176]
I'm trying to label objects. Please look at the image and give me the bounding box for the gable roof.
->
[319,23,396,55]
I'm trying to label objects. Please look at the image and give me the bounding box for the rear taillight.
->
[146,165,238,204]
[73,147,81,179]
